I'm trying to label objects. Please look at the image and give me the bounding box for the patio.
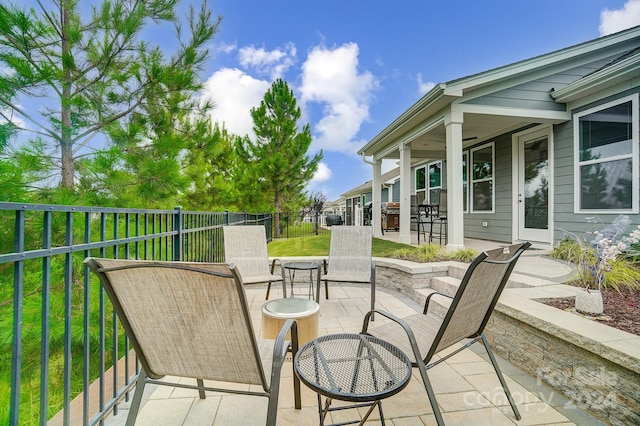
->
[104,281,603,425]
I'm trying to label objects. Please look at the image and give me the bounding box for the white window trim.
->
[470,142,495,214]
[573,93,639,214]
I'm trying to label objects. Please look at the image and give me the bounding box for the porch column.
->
[372,159,383,238]
[445,111,465,250]
[399,143,412,245]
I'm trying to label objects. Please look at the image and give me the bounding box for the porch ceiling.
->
[377,112,538,161]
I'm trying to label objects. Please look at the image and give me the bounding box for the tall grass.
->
[550,238,640,291]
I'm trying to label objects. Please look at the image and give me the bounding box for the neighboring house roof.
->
[341,167,400,198]
[358,25,640,159]
[323,197,345,210]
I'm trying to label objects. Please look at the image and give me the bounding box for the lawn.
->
[268,233,477,263]
[267,233,411,257]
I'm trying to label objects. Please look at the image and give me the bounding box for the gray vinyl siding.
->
[463,132,516,243]
[552,87,640,243]
[392,181,400,202]
[464,54,623,112]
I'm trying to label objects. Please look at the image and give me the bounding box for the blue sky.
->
[7,0,640,202]
[197,0,640,201]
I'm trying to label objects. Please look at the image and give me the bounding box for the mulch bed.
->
[540,288,640,336]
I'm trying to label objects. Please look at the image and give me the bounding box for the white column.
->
[372,159,382,238]
[445,111,465,250]
[399,143,412,245]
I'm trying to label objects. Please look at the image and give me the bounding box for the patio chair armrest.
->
[423,291,453,315]
[273,318,298,363]
[270,258,279,274]
[271,318,301,409]
[361,309,423,363]
[361,309,404,333]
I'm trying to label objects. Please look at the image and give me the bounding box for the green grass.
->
[268,233,476,262]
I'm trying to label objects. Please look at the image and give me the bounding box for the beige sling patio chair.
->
[85,258,301,426]
[321,226,376,314]
[361,242,531,425]
[223,225,284,299]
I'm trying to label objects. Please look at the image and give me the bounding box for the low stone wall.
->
[487,300,640,425]
[373,258,640,426]
[372,257,451,299]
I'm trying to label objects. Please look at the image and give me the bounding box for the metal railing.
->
[0,202,280,426]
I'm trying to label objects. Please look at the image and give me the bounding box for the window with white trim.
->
[462,152,468,212]
[574,94,638,212]
[470,143,494,212]
[415,161,442,204]
[415,166,426,204]
[427,161,442,204]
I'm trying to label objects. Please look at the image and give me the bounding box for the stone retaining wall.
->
[486,311,639,425]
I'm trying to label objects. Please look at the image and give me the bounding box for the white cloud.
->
[311,161,331,183]
[599,0,640,35]
[200,68,270,137]
[238,43,297,80]
[299,43,378,155]
[214,41,237,55]
[307,162,332,195]
[416,73,436,95]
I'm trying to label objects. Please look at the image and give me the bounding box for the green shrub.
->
[390,244,477,263]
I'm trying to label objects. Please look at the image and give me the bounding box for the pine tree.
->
[0,0,221,195]
[235,79,323,236]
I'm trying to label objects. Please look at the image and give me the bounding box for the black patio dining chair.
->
[361,242,531,425]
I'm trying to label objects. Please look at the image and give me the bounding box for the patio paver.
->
[104,283,604,426]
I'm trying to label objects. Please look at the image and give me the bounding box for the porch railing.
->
[0,202,282,426]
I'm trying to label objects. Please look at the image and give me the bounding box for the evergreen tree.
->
[235,79,322,236]
[0,0,221,197]
[181,123,237,211]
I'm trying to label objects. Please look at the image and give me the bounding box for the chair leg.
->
[126,369,148,426]
[480,333,521,420]
[265,281,272,300]
[196,378,206,399]
[415,362,445,426]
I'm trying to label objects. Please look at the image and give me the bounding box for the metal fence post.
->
[173,206,183,261]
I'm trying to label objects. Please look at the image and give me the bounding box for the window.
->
[470,143,494,212]
[415,161,442,204]
[574,95,638,212]
[428,162,442,203]
[462,152,468,212]
[415,166,426,204]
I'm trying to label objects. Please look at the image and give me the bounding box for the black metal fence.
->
[0,202,330,426]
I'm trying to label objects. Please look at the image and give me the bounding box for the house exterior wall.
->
[553,87,640,241]
[464,51,624,112]
[391,180,400,202]
[463,132,517,242]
